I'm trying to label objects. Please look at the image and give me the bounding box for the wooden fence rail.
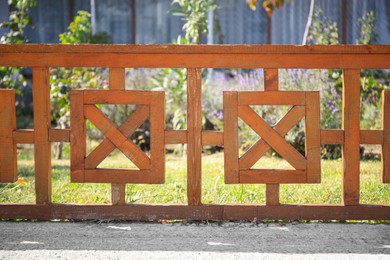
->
[0,44,389,220]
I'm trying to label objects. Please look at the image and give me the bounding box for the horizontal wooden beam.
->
[165,130,187,144]
[0,53,389,69]
[320,129,384,145]
[202,131,223,146]
[0,204,388,221]
[360,130,383,144]
[1,44,389,54]
[49,129,71,142]
[13,129,383,146]
[13,129,34,144]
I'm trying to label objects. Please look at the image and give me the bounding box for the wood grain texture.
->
[0,90,17,182]
[264,69,278,91]
[83,90,155,104]
[149,93,166,183]
[84,169,152,184]
[239,106,305,169]
[1,45,390,69]
[165,130,187,144]
[240,169,306,184]
[70,90,86,183]
[109,68,126,205]
[111,184,126,206]
[49,129,70,142]
[264,69,279,205]
[383,91,390,183]
[223,92,239,184]
[1,53,389,69]
[187,69,203,205]
[32,68,52,204]
[342,69,361,205]
[238,91,305,106]
[305,92,321,183]
[320,129,344,144]
[360,130,383,144]
[238,106,306,170]
[2,44,389,54]
[0,204,388,221]
[109,68,126,90]
[85,105,149,168]
[202,131,223,146]
[84,105,150,170]
[13,129,34,144]
[266,184,279,205]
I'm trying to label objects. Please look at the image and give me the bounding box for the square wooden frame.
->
[223,91,321,184]
[70,90,165,184]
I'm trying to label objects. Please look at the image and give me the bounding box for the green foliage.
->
[0,0,36,90]
[0,0,36,44]
[307,7,339,45]
[357,11,377,44]
[306,7,388,158]
[171,0,217,44]
[58,11,110,44]
[0,0,36,127]
[59,11,92,44]
[51,11,111,125]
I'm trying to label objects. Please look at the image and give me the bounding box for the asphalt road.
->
[0,221,389,259]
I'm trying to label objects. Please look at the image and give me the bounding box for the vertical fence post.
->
[383,91,390,183]
[109,67,126,205]
[33,67,52,204]
[0,90,17,182]
[187,68,202,206]
[264,69,280,205]
[342,69,360,205]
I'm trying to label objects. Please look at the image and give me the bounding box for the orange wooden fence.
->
[0,44,389,220]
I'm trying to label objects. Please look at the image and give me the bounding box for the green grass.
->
[0,148,389,205]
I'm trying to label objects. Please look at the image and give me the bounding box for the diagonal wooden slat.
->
[239,106,305,169]
[238,105,306,170]
[85,105,149,168]
[84,105,150,170]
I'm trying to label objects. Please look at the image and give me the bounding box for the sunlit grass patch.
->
[0,149,388,205]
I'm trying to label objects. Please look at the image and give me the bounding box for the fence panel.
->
[0,44,389,221]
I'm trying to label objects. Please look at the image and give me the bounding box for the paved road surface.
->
[0,221,389,259]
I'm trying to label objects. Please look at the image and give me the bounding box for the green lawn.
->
[0,148,389,205]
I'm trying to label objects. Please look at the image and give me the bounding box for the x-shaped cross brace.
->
[84,105,150,170]
[238,105,306,170]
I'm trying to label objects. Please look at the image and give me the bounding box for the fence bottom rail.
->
[0,204,388,221]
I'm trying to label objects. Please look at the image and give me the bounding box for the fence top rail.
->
[1,44,390,54]
[1,44,389,69]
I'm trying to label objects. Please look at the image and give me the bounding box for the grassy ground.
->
[0,147,389,205]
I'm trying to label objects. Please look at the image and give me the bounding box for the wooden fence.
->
[0,44,389,221]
